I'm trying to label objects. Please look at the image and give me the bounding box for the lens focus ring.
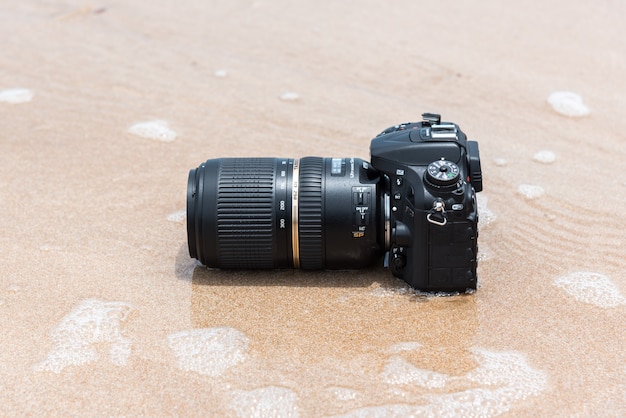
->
[216,159,275,268]
[298,157,325,269]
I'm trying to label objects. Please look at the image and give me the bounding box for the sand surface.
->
[1,0,625,416]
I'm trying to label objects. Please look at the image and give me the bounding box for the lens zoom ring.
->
[217,159,275,268]
[298,157,324,269]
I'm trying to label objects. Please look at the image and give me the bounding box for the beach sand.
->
[1,0,625,416]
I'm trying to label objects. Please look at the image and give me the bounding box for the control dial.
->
[426,159,461,187]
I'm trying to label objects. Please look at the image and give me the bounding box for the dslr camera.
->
[187,113,482,292]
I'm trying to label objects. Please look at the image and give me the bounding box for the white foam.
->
[214,69,228,77]
[554,271,626,308]
[388,341,421,354]
[230,386,300,418]
[494,158,508,167]
[517,184,544,199]
[8,284,23,293]
[128,120,177,142]
[382,356,449,389]
[166,210,186,222]
[547,91,590,117]
[34,299,134,373]
[476,194,496,226]
[431,349,548,417]
[533,150,557,164]
[279,92,300,101]
[337,348,547,418]
[477,247,491,261]
[40,244,62,252]
[168,327,249,377]
[0,88,34,103]
[370,284,413,298]
[327,386,360,401]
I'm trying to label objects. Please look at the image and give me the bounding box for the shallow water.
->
[1,0,625,416]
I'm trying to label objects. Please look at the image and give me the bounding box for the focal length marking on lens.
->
[291,158,300,268]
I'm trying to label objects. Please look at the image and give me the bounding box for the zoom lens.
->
[187,157,385,270]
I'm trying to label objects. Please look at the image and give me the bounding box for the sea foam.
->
[477,194,496,226]
[230,386,300,418]
[382,356,449,388]
[547,91,590,117]
[387,341,421,354]
[335,348,547,417]
[327,386,360,401]
[168,327,249,377]
[554,271,626,308]
[128,120,177,142]
[166,210,186,223]
[34,299,134,373]
[279,92,300,101]
[533,150,557,164]
[0,88,34,103]
[517,184,545,199]
[494,158,508,167]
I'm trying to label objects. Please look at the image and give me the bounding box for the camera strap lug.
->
[427,198,447,226]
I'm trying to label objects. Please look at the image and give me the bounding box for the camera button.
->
[352,187,370,205]
[394,193,401,200]
[395,177,403,187]
[392,255,406,270]
[354,212,369,226]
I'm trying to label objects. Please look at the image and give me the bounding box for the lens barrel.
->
[187,157,384,270]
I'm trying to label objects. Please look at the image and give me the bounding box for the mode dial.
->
[426,159,461,187]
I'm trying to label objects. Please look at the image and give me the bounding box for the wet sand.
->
[1,0,625,416]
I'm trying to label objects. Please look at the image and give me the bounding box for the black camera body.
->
[370,113,482,291]
[186,113,482,292]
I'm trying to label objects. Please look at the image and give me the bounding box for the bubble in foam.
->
[476,194,496,226]
[39,244,62,252]
[34,299,134,373]
[8,284,23,293]
[128,120,177,142]
[494,158,508,167]
[388,341,421,354]
[167,210,186,223]
[370,283,413,298]
[517,184,544,199]
[554,271,626,308]
[547,91,590,117]
[338,348,547,418]
[168,327,249,377]
[0,88,34,103]
[533,150,556,164]
[477,243,492,261]
[327,386,360,401]
[230,386,300,418]
[382,356,449,389]
[280,92,300,101]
